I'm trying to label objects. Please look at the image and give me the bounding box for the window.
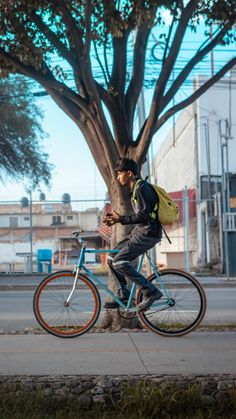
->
[67,215,73,220]
[9,217,18,227]
[52,216,62,225]
[24,216,30,221]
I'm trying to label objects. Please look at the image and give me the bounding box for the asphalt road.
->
[0,332,235,375]
[0,287,235,331]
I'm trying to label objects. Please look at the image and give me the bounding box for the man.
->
[103,157,162,311]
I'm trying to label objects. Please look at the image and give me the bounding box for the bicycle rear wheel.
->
[33,270,101,338]
[137,269,206,337]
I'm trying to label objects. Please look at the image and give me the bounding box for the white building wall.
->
[195,71,236,177]
[153,108,196,192]
[79,211,99,231]
[0,239,58,273]
[154,68,236,191]
[0,209,98,230]
[153,67,236,270]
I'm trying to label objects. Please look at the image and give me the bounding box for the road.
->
[0,332,235,375]
[0,287,235,331]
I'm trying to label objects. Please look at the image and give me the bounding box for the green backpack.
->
[151,184,179,225]
[132,179,179,226]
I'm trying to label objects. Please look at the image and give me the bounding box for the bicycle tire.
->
[137,269,207,337]
[33,270,101,338]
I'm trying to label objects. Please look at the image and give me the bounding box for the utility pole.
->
[137,87,157,267]
[183,186,190,272]
[203,120,213,217]
[210,24,214,77]
[219,119,233,279]
[29,189,33,273]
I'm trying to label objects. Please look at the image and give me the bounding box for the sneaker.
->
[137,289,163,311]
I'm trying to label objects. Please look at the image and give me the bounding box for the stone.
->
[96,379,113,388]
[91,386,104,395]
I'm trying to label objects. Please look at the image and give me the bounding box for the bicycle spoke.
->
[137,269,206,336]
[33,271,101,337]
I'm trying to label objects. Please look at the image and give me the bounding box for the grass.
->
[0,381,236,419]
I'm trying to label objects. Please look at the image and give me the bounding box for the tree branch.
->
[110,32,129,104]
[47,88,112,184]
[104,36,111,83]
[148,0,199,125]
[161,23,231,111]
[93,40,109,87]
[30,12,77,68]
[125,23,152,137]
[162,12,176,65]
[0,47,90,114]
[56,0,83,57]
[84,0,92,58]
[155,57,236,133]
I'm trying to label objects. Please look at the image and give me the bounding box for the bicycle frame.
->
[66,241,170,311]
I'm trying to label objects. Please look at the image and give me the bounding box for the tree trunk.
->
[101,183,142,330]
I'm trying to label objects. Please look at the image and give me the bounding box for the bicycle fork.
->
[64,266,80,306]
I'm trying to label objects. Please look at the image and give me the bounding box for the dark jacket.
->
[119,179,162,238]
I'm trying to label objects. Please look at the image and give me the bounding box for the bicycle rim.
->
[33,270,101,338]
[137,269,206,337]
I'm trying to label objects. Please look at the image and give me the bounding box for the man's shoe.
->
[137,289,163,311]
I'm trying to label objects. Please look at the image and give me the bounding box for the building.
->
[152,67,236,274]
[0,201,102,272]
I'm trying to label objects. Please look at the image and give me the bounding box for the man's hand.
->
[103,210,121,226]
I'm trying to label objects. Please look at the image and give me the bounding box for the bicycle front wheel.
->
[137,269,206,337]
[33,270,101,338]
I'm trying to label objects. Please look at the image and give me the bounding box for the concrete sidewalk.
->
[0,331,235,376]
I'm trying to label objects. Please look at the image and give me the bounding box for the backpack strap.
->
[162,225,172,244]
[131,179,143,205]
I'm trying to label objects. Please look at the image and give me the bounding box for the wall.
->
[152,68,236,270]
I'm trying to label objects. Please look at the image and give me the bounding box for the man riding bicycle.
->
[103,157,163,311]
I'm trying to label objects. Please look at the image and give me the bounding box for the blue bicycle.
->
[33,231,207,338]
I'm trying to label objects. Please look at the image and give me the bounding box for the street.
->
[0,276,235,377]
[0,287,235,331]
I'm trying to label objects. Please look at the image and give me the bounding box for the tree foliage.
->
[0,0,235,190]
[0,76,52,188]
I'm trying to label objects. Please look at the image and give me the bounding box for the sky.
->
[0,91,173,209]
[0,94,109,209]
[0,10,234,209]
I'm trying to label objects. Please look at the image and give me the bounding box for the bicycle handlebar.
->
[72,230,86,244]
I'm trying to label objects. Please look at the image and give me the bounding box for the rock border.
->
[1,374,236,408]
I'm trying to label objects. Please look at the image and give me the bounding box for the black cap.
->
[115,158,139,176]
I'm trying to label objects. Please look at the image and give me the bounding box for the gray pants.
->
[107,226,161,297]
